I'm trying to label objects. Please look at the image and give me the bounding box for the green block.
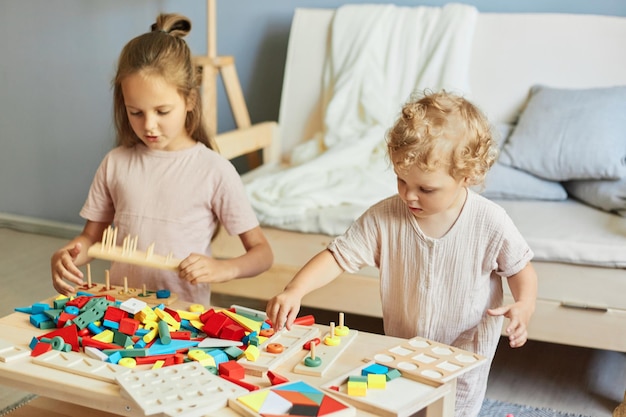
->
[386,368,402,381]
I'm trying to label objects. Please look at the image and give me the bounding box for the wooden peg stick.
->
[335,312,350,336]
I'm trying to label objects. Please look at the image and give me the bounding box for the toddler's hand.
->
[51,243,84,296]
[266,290,302,331]
[487,300,534,348]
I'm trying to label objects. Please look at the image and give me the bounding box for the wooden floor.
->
[0,227,623,416]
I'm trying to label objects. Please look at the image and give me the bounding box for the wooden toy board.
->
[88,242,181,271]
[368,336,486,384]
[78,283,179,306]
[78,284,178,306]
[32,350,132,383]
[237,325,320,376]
[229,380,356,417]
[320,361,443,417]
[116,361,247,417]
[292,329,358,377]
[0,338,30,363]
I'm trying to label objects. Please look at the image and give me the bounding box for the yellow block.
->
[244,344,260,361]
[92,329,114,343]
[155,308,180,330]
[347,381,367,396]
[222,310,262,333]
[176,309,201,321]
[188,349,216,367]
[367,374,387,389]
[237,390,270,413]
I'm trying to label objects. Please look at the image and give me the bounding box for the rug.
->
[480,398,595,417]
[0,394,36,417]
[0,395,597,417]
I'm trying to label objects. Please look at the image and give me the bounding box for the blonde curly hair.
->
[386,90,497,186]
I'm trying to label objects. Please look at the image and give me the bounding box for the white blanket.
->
[246,3,478,234]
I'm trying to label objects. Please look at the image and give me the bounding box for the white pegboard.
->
[0,339,31,362]
[237,325,320,376]
[116,361,247,417]
[32,350,131,382]
[292,329,358,377]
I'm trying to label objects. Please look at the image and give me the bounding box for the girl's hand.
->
[51,243,84,295]
[487,300,534,348]
[178,253,232,284]
[266,290,302,331]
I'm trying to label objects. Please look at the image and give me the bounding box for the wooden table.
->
[0,300,457,417]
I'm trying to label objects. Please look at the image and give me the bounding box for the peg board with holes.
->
[368,336,486,383]
[116,361,247,417]
[320,336,487,417]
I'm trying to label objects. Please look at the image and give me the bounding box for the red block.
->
[31,342,53,357]
[202,312,235,338]
[56,312,76,328]
[267,370,289,386]
[66,296,91,309]
[219,323,246,342]
[81,336,123,351]
[39,324,80,352]
[170,331,191,340]
[164,307,181,323]
[220,374,259,391]
[219,360,246,380]
[199,308,216,323]
[118,317,140,335]
[103,306,128,323]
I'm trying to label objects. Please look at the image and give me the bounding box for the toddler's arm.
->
[51,220,109,296]
[266,249,344,331]
[487,262,537,348]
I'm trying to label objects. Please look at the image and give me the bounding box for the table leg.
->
[425,379,456,417]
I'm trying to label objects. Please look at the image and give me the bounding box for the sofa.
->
[211,7,626,354]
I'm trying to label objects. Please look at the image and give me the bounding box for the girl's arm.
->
[488,262,538,348]
[51,220,110,295]
[178,226,273,284]
[266,249,345,331]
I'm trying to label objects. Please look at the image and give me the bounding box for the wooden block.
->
[293,329,358,377]
[229,380,355,417]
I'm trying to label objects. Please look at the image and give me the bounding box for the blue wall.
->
[1,0,625,226]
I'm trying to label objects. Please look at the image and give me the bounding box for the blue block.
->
[30,313,52,328]
[208,349,229,366]
[107,351,123,364]
[14,306,33,314]
[87,322,104,335]
[362,363,389,376]
[31,303,51,314]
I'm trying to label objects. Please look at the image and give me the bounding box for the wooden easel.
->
[193,0,278,168]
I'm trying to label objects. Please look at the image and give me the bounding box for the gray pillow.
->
[564,178,626,217]
[476,162,568,201]
[499,85,626,181]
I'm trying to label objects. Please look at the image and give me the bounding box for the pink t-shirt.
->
[80,142,259,304]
